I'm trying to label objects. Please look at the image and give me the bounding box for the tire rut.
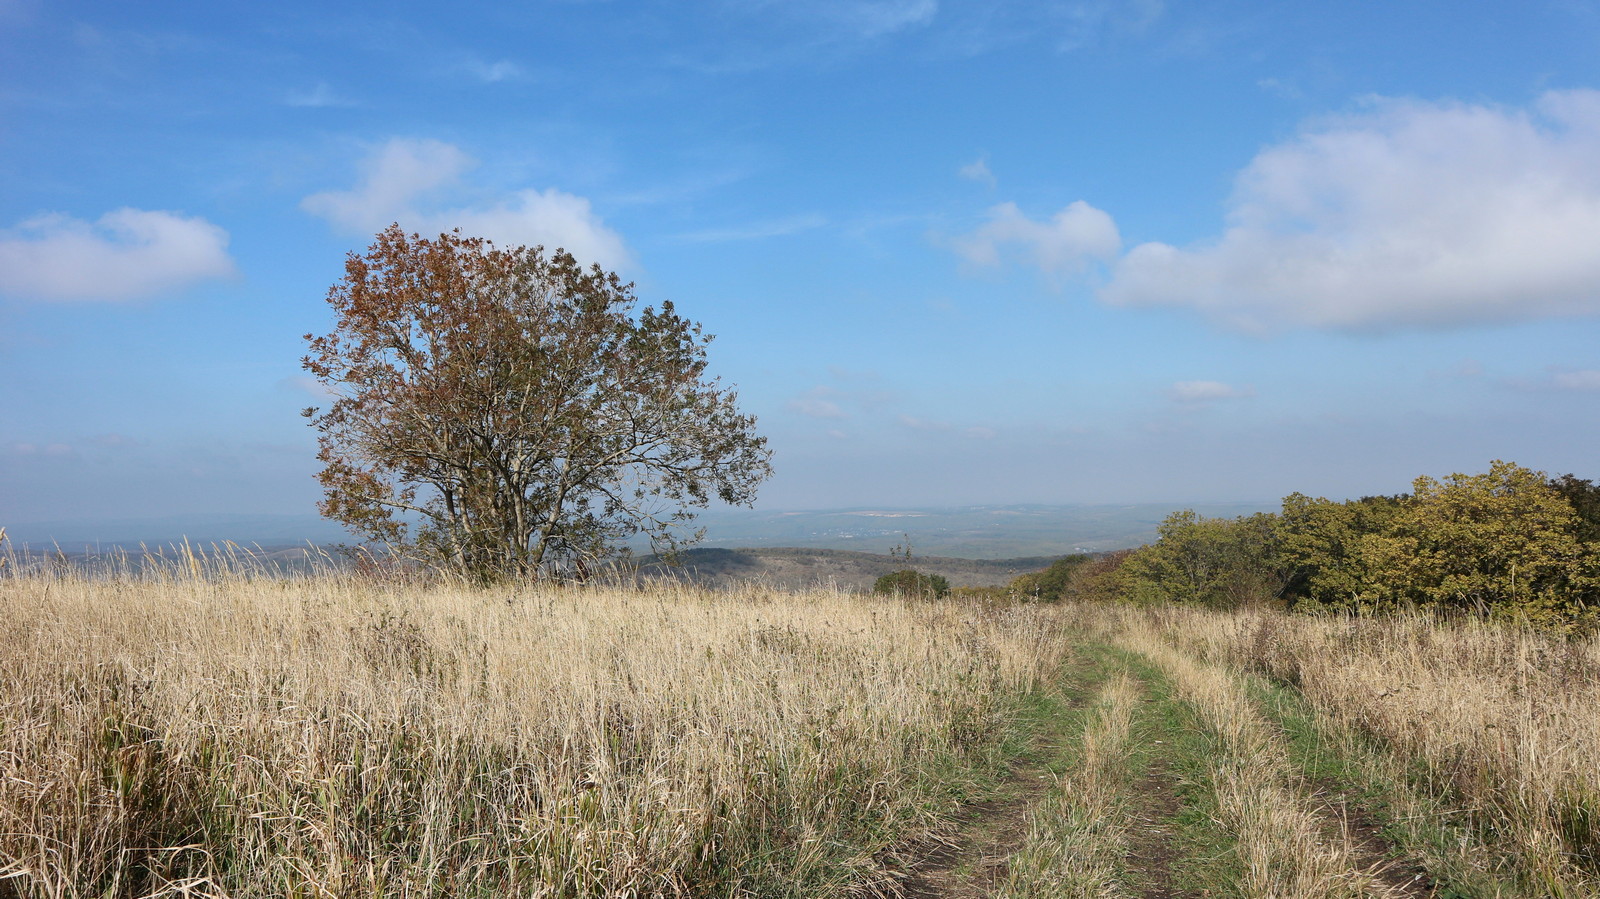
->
[896,658,1105,899]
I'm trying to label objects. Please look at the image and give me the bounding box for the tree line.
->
[1016,461,1600,628]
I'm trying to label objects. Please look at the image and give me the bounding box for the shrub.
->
[1007,554,1093,601]
[873,569,951,599]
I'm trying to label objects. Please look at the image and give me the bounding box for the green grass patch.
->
[1106,645,1250,897]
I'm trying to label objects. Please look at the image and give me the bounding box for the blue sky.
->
[5,0,1600,533]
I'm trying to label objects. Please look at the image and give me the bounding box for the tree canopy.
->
[1112,461,1600,627]
[302,226,772,579]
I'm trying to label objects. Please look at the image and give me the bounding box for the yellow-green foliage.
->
[1278,491,1408,603]
[0,573,1068,898]
[1130,461,1600,625]
[1361,461,1599,624]
[1284,461,1600,625]
[1119,510,1290,609]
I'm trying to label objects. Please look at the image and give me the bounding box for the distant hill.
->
[636,546,1071,591]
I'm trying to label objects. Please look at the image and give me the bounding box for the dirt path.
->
[896,770,1043,899]
[891,644,1443,899]
[1121,758,1193,899]
[896,664,1097,899]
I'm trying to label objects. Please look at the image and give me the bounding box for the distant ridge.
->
[637,547,1067,591]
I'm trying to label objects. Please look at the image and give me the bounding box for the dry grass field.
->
[0,570,1066,898]
[3,565,1598,898]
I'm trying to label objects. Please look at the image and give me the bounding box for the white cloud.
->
[1102,91,1600,332]
[301,139,471,232]
[1169,380,1253,403]
[0,209,235,301]
[1552,370,1600,391]
[302,138,632,271]
[959,156,996,188]
[949,200,1121,275]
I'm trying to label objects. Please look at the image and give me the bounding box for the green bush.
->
[873,569,950,599]
[1007,554,1093,601]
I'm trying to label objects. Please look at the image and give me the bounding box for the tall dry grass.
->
[1133,604,1600,895]
[0,572,1068,898]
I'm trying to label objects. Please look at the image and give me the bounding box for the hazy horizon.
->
[2,500,1283,558]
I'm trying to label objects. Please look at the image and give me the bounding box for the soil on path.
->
[1121,756,1196,899]
[894,657,1098,899]
[895,763,1045,899]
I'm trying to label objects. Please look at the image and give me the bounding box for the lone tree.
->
[302,225,772,579]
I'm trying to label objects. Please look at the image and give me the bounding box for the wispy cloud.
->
[278,375,339,399]
[788,373,899,424]
[1101,90,1600,333]
[285,81,354,108]
[86,433,144,450]
[672,0,938,73]
[0,209,235,301]
[6,441,76,459]
[1057,0,1166,51]
[898,413,951,432]
[1551,370,1600,391]
[302,138,632,271]
[787,387,848,419]
[1168,380,1254,403]
[897,414,995,438]
[464,58,523,83]
[958,156,996,187]
[794,0,939,39]
[1255,76,1302,100]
